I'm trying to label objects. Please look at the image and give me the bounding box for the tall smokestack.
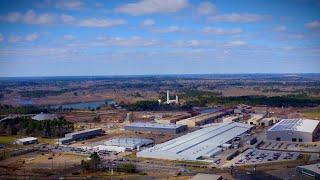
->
[167,90,170,104]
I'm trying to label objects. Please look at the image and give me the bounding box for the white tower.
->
[167,90,170,104]
[175,95,179,104]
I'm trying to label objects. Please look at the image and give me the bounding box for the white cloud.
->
[0,10,127,28]
[203,27,243,35]
[305,20,320,29]
[196,1,217,15]
[274,25,286,32]
[63,35,76,40]
[142,19,155,26]
[152,26,186,33]
[8,36,22,43]
[25,33,38,41]
[78,18,126,27]
[56,0,84,10]
[1,12,21,22]
[61,14,76,23]
[92,36,159,47]
[24,10,54,25]
[227,40,247,46]
[190,40,199,46]
[209,13,269,23]
[0,10,54,25]
[116,0,189,15]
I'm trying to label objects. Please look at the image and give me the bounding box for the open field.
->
[0,135,17,145]
[0,135,56,146]
[302,107,320,119]
[0,152,87,176]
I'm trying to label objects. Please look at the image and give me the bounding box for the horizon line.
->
[1,73,320,78]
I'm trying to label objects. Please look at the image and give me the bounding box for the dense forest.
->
[0,104,49,115]
[123,100,192,111]
[184,90,320,107]
[0,117,74,138]
[20,89,68,98]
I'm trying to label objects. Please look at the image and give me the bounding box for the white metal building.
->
[92,145,126,153]
[124,122,187,134]
[32,112,58,121]
[137,122,253,161]
[104,137,153,150]
[267,119,320,142]
[16,137,38,145]
[59,128,104,144]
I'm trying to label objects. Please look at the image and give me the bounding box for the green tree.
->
[118,163,136,173]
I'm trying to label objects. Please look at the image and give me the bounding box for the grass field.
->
[0,135,56,145]
[0,135,18,145]
[302,108,320,119]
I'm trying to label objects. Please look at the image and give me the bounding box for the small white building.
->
[32,112,58,121]
[259,117,279,127]
[16,137,38,145]
[267,119,320,142]
[92,145,126,153]
[246,113,267,125]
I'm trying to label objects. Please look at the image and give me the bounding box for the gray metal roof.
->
[137,122,253,161]
[268,119,319,133]
[104,137,153,149]
[125,122,185,129]
[65,128,103,136]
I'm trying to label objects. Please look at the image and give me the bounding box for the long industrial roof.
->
[125,122,185,129]
[177,111,225,124]
[66,128,102,136]
[17,137,37,142]
[104,137,153,149]
[137,122,253,161]
[268,119,319,133]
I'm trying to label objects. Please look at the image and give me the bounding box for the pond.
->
[50,99,115,110]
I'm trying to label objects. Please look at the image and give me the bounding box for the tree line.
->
[0,117,74,138]
[186,94,320,107]
[122,100,192,111]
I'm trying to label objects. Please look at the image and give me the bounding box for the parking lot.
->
[259,141,320,153]
[232,148,301,166]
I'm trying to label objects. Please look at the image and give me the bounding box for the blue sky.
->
[0,0,319,76]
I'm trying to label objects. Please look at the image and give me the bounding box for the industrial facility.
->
[59,128,104,144]
[267,119,320,142]
[246,113,267,125]
[104,137,153,150]
[176,111,230,127]
[16,137,38,145]
[166,90,179,104]
[259,117,278,127]
[137,122,253,161]
[124,122,187,134]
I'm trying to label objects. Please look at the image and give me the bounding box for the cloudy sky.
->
[0,0,319,76]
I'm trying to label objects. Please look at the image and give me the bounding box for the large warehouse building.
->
[137,122,253,161]
[124,122,187,134]
[16,137,38,145]
[59,128,104,144]
[104,137,153,150]
[176,111,229,128]
[267,119,320,142]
